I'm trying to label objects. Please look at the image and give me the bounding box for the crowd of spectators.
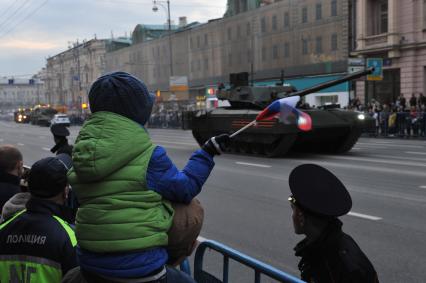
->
[349,93,426,138]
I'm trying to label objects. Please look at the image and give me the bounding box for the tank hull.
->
[190,108,374,157]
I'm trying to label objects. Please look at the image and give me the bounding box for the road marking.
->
[42,147,50,151]
[419,186,426,189]
[323,155,426,168]
[236,162,272,168]
[153,139,197,146]
[357,143,423,149]
[405,151,426,156]
[17,143,24,146]
[348,212,382,221]
[197,236,208,242]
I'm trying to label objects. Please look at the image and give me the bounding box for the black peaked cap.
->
[289,164,352,217]
[50,124,70,137]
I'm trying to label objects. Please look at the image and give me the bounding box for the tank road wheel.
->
[239,142,251,154]
[264,134,297,157]
[333,128,363,154]
[250,143,264,155]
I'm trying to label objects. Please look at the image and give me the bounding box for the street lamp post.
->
[153,0,173,77]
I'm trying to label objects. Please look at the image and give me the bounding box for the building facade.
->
[353,0,426,105]
[0,78,44,108]
[106,0,351,106]
[44,39,108,110]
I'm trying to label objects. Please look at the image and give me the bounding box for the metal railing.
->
[193,240,305,283]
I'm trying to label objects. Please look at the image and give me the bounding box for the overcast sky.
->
[0,0,227,77]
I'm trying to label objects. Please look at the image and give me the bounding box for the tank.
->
[186,69,375,157]
[29,105,58,126]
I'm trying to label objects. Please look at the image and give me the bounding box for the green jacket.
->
[68,112,173,253]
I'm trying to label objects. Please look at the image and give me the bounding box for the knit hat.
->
[28,156,70,198]
[88,72,155,125]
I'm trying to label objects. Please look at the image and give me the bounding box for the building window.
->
[316,4,322,20]
[315,36,322,53]
[228,27,232,40]
[331,0,337,16]
[284,43,290,58]
[284,12,290,28]
[302,7,308,23]
[261,17,266,33]
[369,0,388,35]
[204,34,208,46]
[246,22,251,36]
[273,45,279,59]
[205,58,209,70]
[272,15,277,31]
[237,25,241,38]
[331,34,338,51]
[302,39,308,55]
[261,47,266,61]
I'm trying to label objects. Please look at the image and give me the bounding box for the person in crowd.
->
[418,92,426,107]
[288,164,379,283]
[50,124,73,156]
[409,93,417,108]
[398,94,406,110]
[64,71,230,282]
[0,156,76,282]
[0,145,23,212]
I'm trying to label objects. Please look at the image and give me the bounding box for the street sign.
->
[348,66,365,74]
[348,58,365,67]
[367,58,383,81]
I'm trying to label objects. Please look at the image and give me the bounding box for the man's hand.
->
[202,134,231,156]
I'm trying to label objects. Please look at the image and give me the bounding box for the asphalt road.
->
[1,121,426,283]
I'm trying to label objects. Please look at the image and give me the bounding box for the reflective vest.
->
[0,210,77,282]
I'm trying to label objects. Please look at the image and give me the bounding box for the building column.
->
[356,0,368,50]
[388,0,400,58]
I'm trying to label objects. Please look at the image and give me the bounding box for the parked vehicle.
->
[51,114,71,127]
[29,105,57,126]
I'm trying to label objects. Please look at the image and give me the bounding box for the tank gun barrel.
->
[289,67,374,98]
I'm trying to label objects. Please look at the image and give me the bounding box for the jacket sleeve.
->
[146,146,215,204]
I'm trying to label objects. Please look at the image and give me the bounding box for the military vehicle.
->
[14,108,31,123]
[29,105,58,126]
[186,69,375,157]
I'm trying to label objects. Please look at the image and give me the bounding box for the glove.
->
[202,134,231,156]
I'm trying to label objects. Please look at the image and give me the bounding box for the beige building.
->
[106,0,352,106]
[44,39,108,110]
[0,78,44,108]
[353,0,426,105]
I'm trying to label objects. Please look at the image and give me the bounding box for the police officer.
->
[50,124,73,156]
[288,164,379,283]
[0,156,77,282]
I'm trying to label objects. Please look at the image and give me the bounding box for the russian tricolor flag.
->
[255,96,312,132]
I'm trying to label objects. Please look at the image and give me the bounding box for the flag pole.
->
[230,120,257,138]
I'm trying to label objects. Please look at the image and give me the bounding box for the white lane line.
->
[197,236,208,242]
[419,186,426,189]
[236,161,272,168]
[348,212,382,221]
[17,143,24,146]
[42,147,51,151]
[405,151,426,156]
[323,155,426,168]
[357,143,423,149]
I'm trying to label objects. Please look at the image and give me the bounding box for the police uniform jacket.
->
[295,219,379,283]
[0,197,77,282]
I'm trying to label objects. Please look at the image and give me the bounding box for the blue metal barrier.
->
[194,240,305,283]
